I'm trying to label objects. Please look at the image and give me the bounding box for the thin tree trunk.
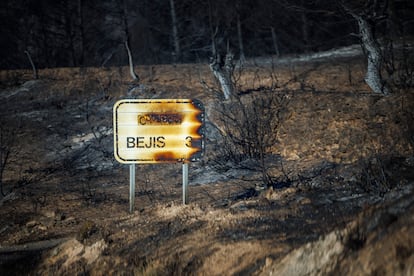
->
[77,0,85,66]
[207,0,234,100]
[208,0,218,58]
[63,0,76,67]
[125,40,139,81]
[0,127,10,196]
[209,52,235,100]
[24,50,38,79]
[237,15,246,64]
[355,15,389,95]
[301,0,309,52]
[122,0,139,82]
[271,27,280,57]
[169,0,180,63]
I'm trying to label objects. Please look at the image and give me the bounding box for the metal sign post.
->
[182,163,189,204]
[129,164,135,213]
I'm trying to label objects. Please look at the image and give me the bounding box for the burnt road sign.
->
[113,99,204,164]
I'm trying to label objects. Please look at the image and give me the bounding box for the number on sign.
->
[185,136,192,147]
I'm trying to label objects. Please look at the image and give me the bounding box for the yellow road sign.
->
[113,99,204,163]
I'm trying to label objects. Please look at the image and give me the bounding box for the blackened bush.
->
[214,91,291,186]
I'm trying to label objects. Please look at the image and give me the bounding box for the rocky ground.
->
[0,52,414,275]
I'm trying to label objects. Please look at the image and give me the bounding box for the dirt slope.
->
[0,55,414,275]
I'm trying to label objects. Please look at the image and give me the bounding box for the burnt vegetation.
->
[214,91,292,188]
[0,0,414,275]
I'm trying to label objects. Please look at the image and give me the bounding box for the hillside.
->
[0,52,414,275]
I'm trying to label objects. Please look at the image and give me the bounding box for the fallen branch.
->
[0,237,70,254]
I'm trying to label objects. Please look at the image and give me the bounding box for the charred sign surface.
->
[113,99,204,163]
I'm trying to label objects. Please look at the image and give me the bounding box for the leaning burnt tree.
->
[121,0,139,82]
[341,1,390,95]
[351,12,390,95]
[207,1,235,100]
[209,50,235,101]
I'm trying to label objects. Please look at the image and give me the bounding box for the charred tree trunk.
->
[122,0,139,82]
[237,15,246,64]
[24,50,38,79]
[341,1,390,95]
[301,0,310,52]
[354,14,389,95]
[125,40,139,81]
[169,0,180,63]
[77,0,85,66]
[208,0,218,58]
[271,27,280,57]
[0,126,11,196]
[209,52,235,100]
[207,0,234,100]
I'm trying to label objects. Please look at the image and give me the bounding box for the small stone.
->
[265,257,273,267]
[26,220,38,228]
[42,210,56,218]
[37,225,47,231]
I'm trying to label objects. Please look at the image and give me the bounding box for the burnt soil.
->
[0,56,414,275]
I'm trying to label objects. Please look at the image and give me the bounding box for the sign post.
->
[129,164,135,213]
[182,163,189,204]
[113,99,204,212]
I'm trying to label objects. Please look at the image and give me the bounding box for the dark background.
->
[1,0,413,69]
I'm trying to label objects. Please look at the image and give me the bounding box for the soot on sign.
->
[137,113,183,125]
